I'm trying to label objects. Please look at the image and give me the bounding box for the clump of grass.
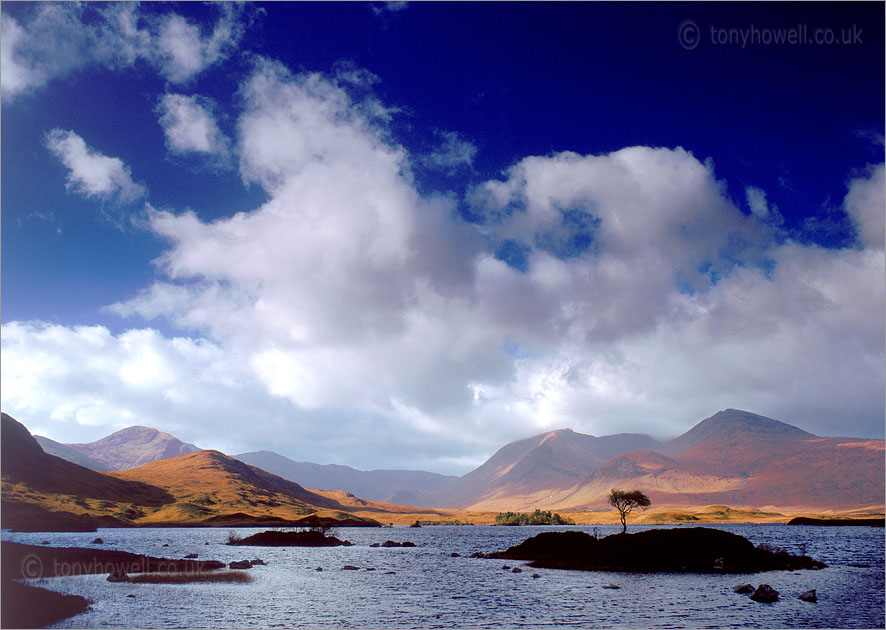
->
[129,571,252,584]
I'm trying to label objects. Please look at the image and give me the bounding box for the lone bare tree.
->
[608,489,651,533]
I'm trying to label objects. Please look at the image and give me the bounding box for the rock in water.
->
[733,584,754,594]
[184,553,198,559]
[750,584,779,603]
[229,560,252,569]
[92,538,103,544]
[798,589,817,603]
[107,571,130,582]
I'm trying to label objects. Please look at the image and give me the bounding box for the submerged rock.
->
[184,553,198,559]
[250,558,266,566]
[450,552,461,557]
[342,565,360,571]
[229,560,252,569]
[602,584,621,589]
[798,589,818,603]
[92,538,103,544]
[511,567,522,573]
[750,584,779,603]
[107,571,130,582]
[733,584,754,594]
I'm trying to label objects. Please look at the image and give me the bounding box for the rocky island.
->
[488,527,826,573]
[227,529,354,547]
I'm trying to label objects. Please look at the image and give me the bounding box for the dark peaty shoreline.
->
[1,541,226,628]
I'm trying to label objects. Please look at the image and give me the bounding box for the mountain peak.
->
[65,424,201,470]
[659,409,816,456]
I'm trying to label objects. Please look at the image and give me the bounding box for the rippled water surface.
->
[4,524,883,628]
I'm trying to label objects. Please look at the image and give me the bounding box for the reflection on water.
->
[4,524,883,628]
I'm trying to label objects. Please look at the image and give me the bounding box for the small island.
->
[227,528,354,547]
[494,509,574,526]
[488,527,826,573]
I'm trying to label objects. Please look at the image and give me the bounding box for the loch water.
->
[3,523,883,629]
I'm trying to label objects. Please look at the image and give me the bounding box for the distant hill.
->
[234,450,458,507]
[523,409,886,512]
[58,426,201,470]
[34,435,111,471]
[431,428,661,510]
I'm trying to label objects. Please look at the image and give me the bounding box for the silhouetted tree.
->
[608,489,651,533]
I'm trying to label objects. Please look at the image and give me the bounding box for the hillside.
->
[235,450,458,507]
[108,449,346,523]
[1,413,175,530]
[63,426,201,470]
[432,428,660,510]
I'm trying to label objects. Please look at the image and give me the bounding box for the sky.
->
[1,2,884,475]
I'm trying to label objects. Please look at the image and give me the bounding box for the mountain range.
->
[5,408,884,529]
[2,413,451,531]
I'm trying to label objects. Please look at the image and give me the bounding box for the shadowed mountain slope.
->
[34,435,112,471]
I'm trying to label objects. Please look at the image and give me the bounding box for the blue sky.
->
[2,2,884,473]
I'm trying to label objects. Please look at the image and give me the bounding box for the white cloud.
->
[844,163,885,250]
[157,93,230,158]
[5,58,883,472]
[0,3,251,101]
[372,2,409,17]
[45,129,146,203]
[745,185,783,225]
[422,131,478,173]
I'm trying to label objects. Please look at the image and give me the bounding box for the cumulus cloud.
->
[844,163,885,250]
[157,93,230,158]
[745,185,784,225]
[45,129,146,203]
[4,57,883,471]
[1,3,251,100]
